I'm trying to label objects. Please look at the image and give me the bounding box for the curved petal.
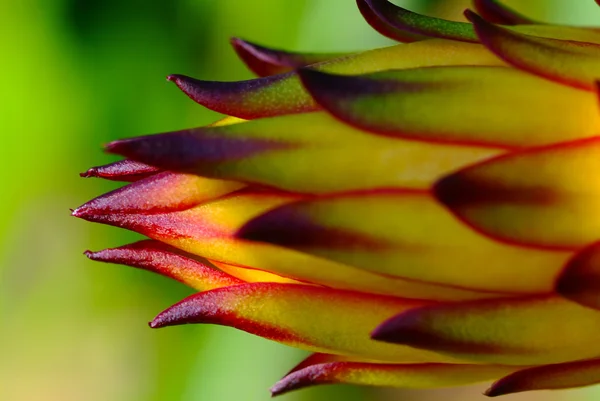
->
[230,37,345,77]
[80,159,161,182]
[356,0,428,42]
[149,282,471,364]
[237,191,571,294]
[166,39,504,119]
[73,171,243,215]
[467,10,600,90]
[365,0,600,44]
[486,358,600,396]
[105,112,502,194]
[473,0,540,25]
[84,240,243,291]
[364,0,478,42]
[556,242,600,310]
[74,190,514,301]
[273,357,517,396]
[298,67,600,148]
[435,137,600,250]
[372,295,600,365]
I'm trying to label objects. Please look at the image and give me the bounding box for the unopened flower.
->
[74,0,600,397]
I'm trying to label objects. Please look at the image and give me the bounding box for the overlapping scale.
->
[237,191,571,294]
[149,282,473,363]
[372,296,600,365]
[298,67,600,148]
[167,39,504,119]
[435,137,600,250]
[273,353,517,396]
[486,358,600,396]
[105,112,502,194]
[73,189,512,301]
[467,10,600,90]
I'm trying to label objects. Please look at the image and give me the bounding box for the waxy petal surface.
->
[486,358,600,396]
[435,137,600,250]
[150,283,470,363]
[273,359,516,396]
[231,38,344,77]
[238,191,571,294]
[80,159,161,182]
[372,296,600,365]
[356,0,428,42]
[556,242,600,310]
[74,191,512,301]
[298,66,600,148]
[473,0,539,25]
[468,10,600,90]
[167,39,504,119]
[106,112,501,194]
[85,240,243,291]
[365,0,600,44]
[74,171,243,215]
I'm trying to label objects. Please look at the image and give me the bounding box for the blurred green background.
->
[2,1,600,400]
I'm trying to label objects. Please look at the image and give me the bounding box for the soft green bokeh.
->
[1,1,600,401]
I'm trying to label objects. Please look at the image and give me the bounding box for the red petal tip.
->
[80,168,97,178]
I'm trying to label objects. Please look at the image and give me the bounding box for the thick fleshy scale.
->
[486,358,600,396]
[356,0,428,43]
[272,358,518,396]
[467,10,600,90]
[149,282,473,363]
[74,171,244,215]
[85,240,243,291]
[298,66,600,148]
[238,191,571,294]
[372,296,600,365]
[106,112,502,194]
[435,137,600,250]
[76,0,600,397]
[167,39,505,119]
[364,0,600,44]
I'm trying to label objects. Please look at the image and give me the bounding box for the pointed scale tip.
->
[70,204,95,220]
[370,310,430,346]
[80,168,97,178]
[484,379,515,398]
[463,8,479,23]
